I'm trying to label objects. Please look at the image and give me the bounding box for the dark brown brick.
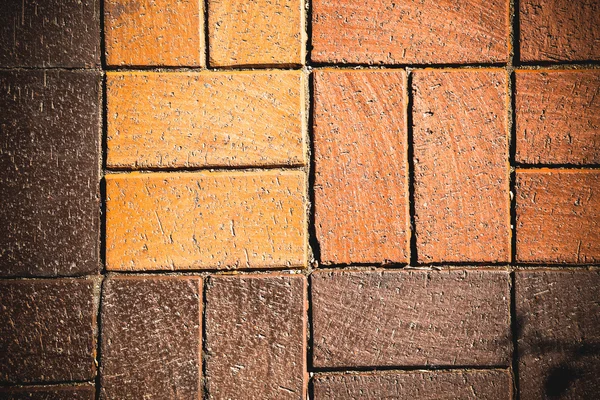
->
[0,385,95,400]
[312,370,512,399]
[516,270,600,399]
[515,170,600,264]
[0,70,101,277]
[311,0,509,64]
[205,275,307,399]
[311,270,511,368]
[516,70,600,165]
[313,69,409,264]
[100,276,202,399]
[412,69,510,263]
[519,0,600,62]
[0,278,99,384]
[0,0,100,67]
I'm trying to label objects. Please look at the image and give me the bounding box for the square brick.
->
[105,0,204,66]
[205,275,307,399]
[100,276,202,399]
[0,278,99,383]
[0,0,100,68]
[412,69,510,263]
[0,70,101,277]
[516,270,600,399]
[208,0,304,67]
[313,69,409,264]
[0,385,95,400]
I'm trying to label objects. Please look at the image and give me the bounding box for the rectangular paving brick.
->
[515,70,600,165]
[0,70,101,277]
[311,0,509,64]
[311,269,511,368]
[312,370,512,399]
[0,278,99,383]
[412,69,510,263]
[515,170,600,264]
[100,276,202,399]
[519,0,600,62]
[107,71,306,169]
[0,0,100,67]
[105,0,203,66]
[313,69,409,264]
[0,385,95,400]
[205,275,307,399]
[208,0,304,67]
[516,270,600,399]
[106,171,307,271]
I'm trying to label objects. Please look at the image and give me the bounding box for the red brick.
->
[312,370,512,399]
[311,0,509,64]
[412,69,510,263]
[205,275,307,399]
[515,170,600,264]
[519,0,600,62]
[516,270,600,399]
[0,278,99,383]
[311,269,511,368]
[0,385,95,400]
[313,69,409,264]
[107,71,306,169]
[515,70,600,165]
[105,171,307,271]
[100,276,202,399]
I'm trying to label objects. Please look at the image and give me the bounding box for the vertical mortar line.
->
[406,68,418,267]
[203,0,210,69]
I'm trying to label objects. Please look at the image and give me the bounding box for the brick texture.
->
[515,170,600,264]
[0,279,99,384]
[205,275,307,399]
[0,70,100,277]
[313,69,409,264]
[311,0,509,64]
[0,385,95,400]
[106,171,306,271]
[519,0,600,62]
[516,270,600,399]
[312,370,512,399]
[311,270,511,368]
[515,70,600,165]
[208,0,304,67]
[107,71,306,169]
[412,69,510,263]
[0,0,100,68]
[104,0,203,66]
[100,276,202,399]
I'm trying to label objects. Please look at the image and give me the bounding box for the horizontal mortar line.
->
[0,274,104,281]
[103,267,311,277]
[308,62,508,69]
[103,65,304,72]
[317,261,511,269]
[309,365,512,374]
[103,164,308,174]
[0,379,96,388]
[513,163,600,170]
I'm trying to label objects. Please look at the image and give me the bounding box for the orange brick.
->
[208,0,305,67]
[107,71,306,169]
[105,0,203,66]
[106,171,307,271]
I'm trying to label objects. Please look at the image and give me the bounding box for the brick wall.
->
[0,0,598,399]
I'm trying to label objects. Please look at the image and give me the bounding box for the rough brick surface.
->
[312,370,512,399]
[106,171,306,271]
[311,270,511,368]
[0,0,100,68]
[0,70,100,277]
[105,0,203,66]
[515,170,600,264]
[100,276,202,399]
[205,275,307,399]
[0,279,99,383]
[208,0,304,67]
[0,385,95,400]
[516,270,600,399]
[515,70,600,165]
[519,0,600,62]
[107,71,306,169]
[412,70,510,263]
[313,69,409,264]
[311,0,509,64]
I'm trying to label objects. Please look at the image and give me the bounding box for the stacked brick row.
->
[0,1,598,400]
